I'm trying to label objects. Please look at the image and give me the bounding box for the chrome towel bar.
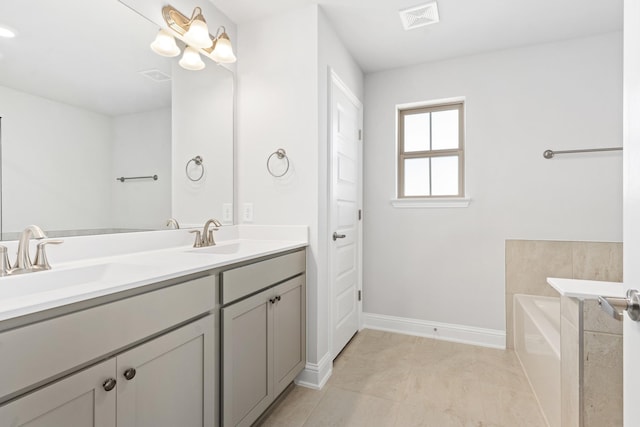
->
[116,175,158,182]
[543,147,622,159]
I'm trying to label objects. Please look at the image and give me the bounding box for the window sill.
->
[390,197,471,208]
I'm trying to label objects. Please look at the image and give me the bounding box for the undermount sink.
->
[185,240,283,256]
[0,262,155,303]
[186,243,242,255]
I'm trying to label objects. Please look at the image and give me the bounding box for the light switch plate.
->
[222,203,233,223]
[242,203,253,223]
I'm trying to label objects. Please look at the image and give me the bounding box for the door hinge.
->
[358,129,362,141]
[358,290,362,301]
[358,209,362,221]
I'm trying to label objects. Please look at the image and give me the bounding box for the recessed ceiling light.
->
[0,26,16,38]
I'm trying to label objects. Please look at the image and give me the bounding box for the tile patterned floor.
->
[258,329,547,427]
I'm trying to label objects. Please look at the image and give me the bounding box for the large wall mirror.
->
[0,0,234,240]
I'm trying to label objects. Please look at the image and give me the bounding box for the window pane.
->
[431,156,459,196]
[403,113,430,152]
[431,109,459,150]
[404,158,430,196]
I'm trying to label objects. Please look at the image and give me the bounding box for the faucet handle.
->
[34,240,64,270]
[0,246,11,276]
[190,230,203,248]
[207,229,218,246]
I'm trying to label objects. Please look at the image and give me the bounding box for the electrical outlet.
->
[242,203,253,223]
[222,203,233,223]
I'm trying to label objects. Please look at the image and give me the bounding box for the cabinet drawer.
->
[0,274,216,402]
[221,250,305,305]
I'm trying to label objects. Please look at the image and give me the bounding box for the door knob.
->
[598,289,640,321]
[332,232,346,241]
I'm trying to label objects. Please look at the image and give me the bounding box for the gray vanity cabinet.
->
[222,287,274,427]
[0,275,216,427]
[116,314,213,427]
[221,250,306,427]
[0,315,213,427]
[0,359,117,427]
[272,276,306,396]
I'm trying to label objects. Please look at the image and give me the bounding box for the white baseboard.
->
[362,312,506,349]
[294,352,332,390]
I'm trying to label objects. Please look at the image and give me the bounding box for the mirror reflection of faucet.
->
[166,218,180,229]
[0,225,63,276]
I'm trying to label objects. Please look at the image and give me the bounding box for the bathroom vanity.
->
[0,229,307,427]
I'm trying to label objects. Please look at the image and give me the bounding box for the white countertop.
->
[0,235,307,325]
[547,277,625,299]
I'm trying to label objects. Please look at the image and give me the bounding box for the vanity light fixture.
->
[150,29,180,57]
[182,7,212,49]
[210,27,236,64]
[179,46,206,71]
[150,5,237,71]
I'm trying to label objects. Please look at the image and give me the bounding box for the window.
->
[397,102,465,199]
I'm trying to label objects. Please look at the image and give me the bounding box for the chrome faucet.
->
[0,226,63,276]
[166,218,180,229]
[202,218,222,246]
[189,219,223,248]
[13,225,47,272]
[190,219,222,248]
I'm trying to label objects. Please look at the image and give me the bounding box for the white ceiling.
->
[0,0,622,115]
[210,0,623,73]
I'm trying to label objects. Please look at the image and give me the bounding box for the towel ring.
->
[267,149,290,178]
[186,156,205,182]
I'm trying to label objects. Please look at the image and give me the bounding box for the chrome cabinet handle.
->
[332,232,346,241]
[598,289,640,321]
[269,297,276,304]
[123,368,137,380]
[103,378,117,391]
[276,295,281,302]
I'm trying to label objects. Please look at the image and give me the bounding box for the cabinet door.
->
[222,289,273,427]
[116,315,215,427]
[273,275,306,396]
[0,359,116,427]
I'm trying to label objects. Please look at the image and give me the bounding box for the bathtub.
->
[514,294,560,427]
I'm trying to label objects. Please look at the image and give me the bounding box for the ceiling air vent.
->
[139,69,171,82]
[399,2,440,31]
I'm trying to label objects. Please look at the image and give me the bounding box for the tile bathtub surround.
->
[505,240,623,349]
[560,297,581,427]
[583,331,623,427]
[559,298,623,427]
[260,329,546,427]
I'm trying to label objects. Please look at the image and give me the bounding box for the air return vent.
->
[139,69,171,82]
[399,2,440,30]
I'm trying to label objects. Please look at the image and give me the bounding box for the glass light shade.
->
[184,17,212,49]
[179,46,205,71]
[210,34,237,64]
[150,29,180,57]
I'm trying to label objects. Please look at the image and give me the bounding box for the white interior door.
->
[329,70,363,359]
[624,1,640,424]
